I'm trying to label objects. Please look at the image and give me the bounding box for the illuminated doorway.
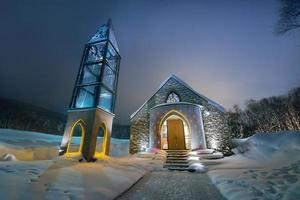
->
[160,114,190,150]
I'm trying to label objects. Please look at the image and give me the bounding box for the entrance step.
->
[167,166,190,171]
[164,150,191,171]
[165,160,188,164]
[164,163,189,168]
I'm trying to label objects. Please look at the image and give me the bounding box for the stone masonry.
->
[130,75,229,154]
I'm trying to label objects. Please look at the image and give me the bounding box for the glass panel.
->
[102,65,116,90]
[85,42,106,63]
[79,63,102,84]
[108,27,119,52]
[98,87,113,112]
[68,124,83,152]
[89,24,108,43]
[96,127,105,153]
[106,43,118,71]
[75,85,96,108]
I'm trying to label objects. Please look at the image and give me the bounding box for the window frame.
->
[166,92,181,103]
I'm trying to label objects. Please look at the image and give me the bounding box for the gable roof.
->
[130,75,225,119]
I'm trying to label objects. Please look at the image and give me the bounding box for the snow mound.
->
[0,153,17,161]
[232,131,300,159]
[208,131,300,200]
[188,162,207,173]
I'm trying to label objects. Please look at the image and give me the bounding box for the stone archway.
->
[94,123,108,158]
[66,119,85,155]
[159,110,191,150]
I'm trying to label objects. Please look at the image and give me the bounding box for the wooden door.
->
[167,119,185,150]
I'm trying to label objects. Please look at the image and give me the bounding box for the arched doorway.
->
[160,111,191,150]
[67,120,85,155]
[94,124,107,158]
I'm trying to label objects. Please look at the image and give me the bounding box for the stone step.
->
[166,167,189,171]
[165,150,191,171]
[167,155,189,158]
[167,154,189,158]
[164,163,189,167]
[166,160,189,164]
[166,150,190,153]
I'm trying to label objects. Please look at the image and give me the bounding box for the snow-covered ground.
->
[0,129,129,160]
[0,129,164,200]
[207,131,300,200]
[1,128,300,200]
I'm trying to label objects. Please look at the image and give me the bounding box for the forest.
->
[227,86,300,139]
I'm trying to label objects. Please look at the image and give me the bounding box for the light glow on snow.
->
[188,156,199,161]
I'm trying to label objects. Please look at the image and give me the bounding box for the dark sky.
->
[1,0,299,124]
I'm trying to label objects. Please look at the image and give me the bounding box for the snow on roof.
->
[130,74,225,119]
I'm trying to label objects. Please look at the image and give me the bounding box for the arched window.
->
[166,92,180,103]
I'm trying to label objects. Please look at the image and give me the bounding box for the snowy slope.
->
[0,129,163,200]
[207,131,300,200]
[0,129,129,160]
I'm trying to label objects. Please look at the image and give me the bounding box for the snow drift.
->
[231,131,300,160]
[0,153,17,161]
[208,131,300,200]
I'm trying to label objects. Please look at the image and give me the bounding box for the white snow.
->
[1,128,299,199]
[207,131,300,200]
[0,129,129,160]
[188,162,207,173]
[0,153,17,161]
[0,128,162,199]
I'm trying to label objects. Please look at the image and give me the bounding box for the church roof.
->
[88,19,119,52]
[130,75,225,119]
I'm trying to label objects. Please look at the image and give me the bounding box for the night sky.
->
[1,0,299,124]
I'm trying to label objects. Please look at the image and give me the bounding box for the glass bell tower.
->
[60,20,121,161]
[70,19,120,113]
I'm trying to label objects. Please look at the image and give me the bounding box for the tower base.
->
[59,107,114,161]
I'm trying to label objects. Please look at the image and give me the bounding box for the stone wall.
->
[129,105,150,153]
[130,77,230,154]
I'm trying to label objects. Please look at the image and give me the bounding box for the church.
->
[129,75,229,154]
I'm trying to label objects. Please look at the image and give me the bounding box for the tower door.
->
[167,119,185,150]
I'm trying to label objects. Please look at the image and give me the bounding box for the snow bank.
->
[188,162,207,173]
[232,131,300,160]
[208,131,300,200]
[0,129,130,160]
[0,153,17,161]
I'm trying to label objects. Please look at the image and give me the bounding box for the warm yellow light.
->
[158,109,192,150]
[94,122,108,158]
[66,119,86,157]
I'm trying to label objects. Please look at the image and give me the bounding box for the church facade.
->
[129,75,229,154]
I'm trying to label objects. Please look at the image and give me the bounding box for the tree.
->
[276,0,300,35]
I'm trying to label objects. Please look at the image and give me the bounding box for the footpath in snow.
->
[206,131,300,200]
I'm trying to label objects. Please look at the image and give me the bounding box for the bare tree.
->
[276,0,300,35]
